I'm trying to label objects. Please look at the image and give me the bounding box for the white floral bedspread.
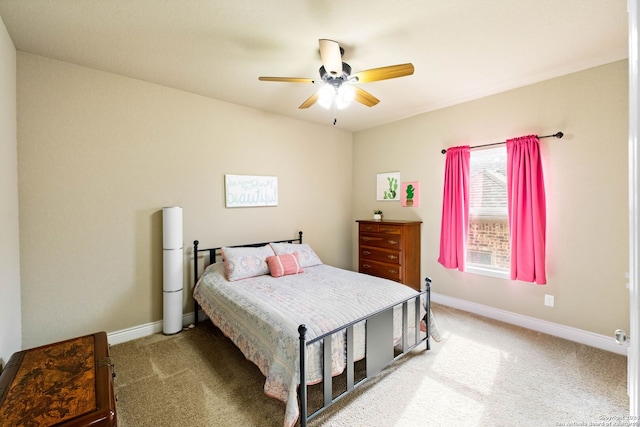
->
[193,263,433,427]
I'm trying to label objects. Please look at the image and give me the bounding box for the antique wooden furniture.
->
[356,219,423,291]
[0,331,117,426]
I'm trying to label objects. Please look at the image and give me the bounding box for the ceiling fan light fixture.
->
[336,84,355,109]
[317,84,335,109]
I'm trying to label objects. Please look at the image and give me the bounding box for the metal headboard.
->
[192,231,303,324]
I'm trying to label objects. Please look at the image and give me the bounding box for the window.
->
[466,147,510,278]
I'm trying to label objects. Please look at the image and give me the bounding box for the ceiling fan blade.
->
[259,76,315,83]
[353,87,380,107]
[354,63,415,83]
[299,92,319,109]
[319,39,343,76]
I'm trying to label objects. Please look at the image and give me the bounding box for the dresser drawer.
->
[376,224,403,235]
[359,259,402,282]
[360,246,401,265]
[359,233,402,250]
[359,223,403,235]
[359,223,379,233]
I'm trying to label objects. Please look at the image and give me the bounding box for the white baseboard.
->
[431,292,628,356]
[107,310,209,345]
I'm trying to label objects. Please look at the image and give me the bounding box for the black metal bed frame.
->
[191,231,431,426]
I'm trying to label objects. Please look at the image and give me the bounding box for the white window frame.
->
[465,263,510,280]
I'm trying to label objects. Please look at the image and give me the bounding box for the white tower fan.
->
[163,206,183,335]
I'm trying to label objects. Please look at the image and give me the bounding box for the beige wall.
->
[352,60,629,337]
[0,17,20,363]
[17,53,353,348]
[15,50,629,346]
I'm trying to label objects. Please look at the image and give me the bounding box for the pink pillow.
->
[266,252,304,278]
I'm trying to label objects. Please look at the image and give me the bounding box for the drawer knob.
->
[363,250,371,255]
[363,264,371,269]
[383,228,394,232]
[387,240,398,245]
[388,269,398,274]
[387,254,397,260]
[362,237,373,241]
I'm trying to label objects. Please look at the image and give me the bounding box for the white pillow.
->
[269,243,323,268]
[220,245,275,281]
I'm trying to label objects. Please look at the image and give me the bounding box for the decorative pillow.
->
[269,243,323,268]
[220,245,275,281]
[266,252,304,278]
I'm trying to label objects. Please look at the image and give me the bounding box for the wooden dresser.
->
[0,331,117,426]
[356,219,422,291]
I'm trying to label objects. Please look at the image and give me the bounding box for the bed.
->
[192,232,437,427]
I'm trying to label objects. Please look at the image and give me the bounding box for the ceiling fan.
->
[259,39,414,121]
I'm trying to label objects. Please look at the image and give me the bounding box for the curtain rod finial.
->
[441,149,447,154]
[554,131,564,139]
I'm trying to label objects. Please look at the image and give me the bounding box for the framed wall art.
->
[402,181,420,207]
[225,174,278,208]
[376,172,401,201]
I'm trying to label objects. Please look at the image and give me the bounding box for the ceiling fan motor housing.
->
[319,62,353,86]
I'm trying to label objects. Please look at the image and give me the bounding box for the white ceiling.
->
[0,0,629,132]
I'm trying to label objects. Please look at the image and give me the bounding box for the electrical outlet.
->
[544,294,555,307]
[626,272,630,289]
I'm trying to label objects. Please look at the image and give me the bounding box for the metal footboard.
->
[298,277,431,426]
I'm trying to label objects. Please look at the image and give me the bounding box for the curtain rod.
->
[440,131,564,154]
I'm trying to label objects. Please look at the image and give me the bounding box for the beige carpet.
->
[109,304,628,426]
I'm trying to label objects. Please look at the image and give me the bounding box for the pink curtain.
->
[506,135,547,284]
[438,146,470,271]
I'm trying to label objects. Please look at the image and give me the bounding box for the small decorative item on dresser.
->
[373,210,383,220]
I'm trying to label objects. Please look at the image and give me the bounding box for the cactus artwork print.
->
[384,176,398,199]
[402,181,420,207]
[376,172,401,201]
